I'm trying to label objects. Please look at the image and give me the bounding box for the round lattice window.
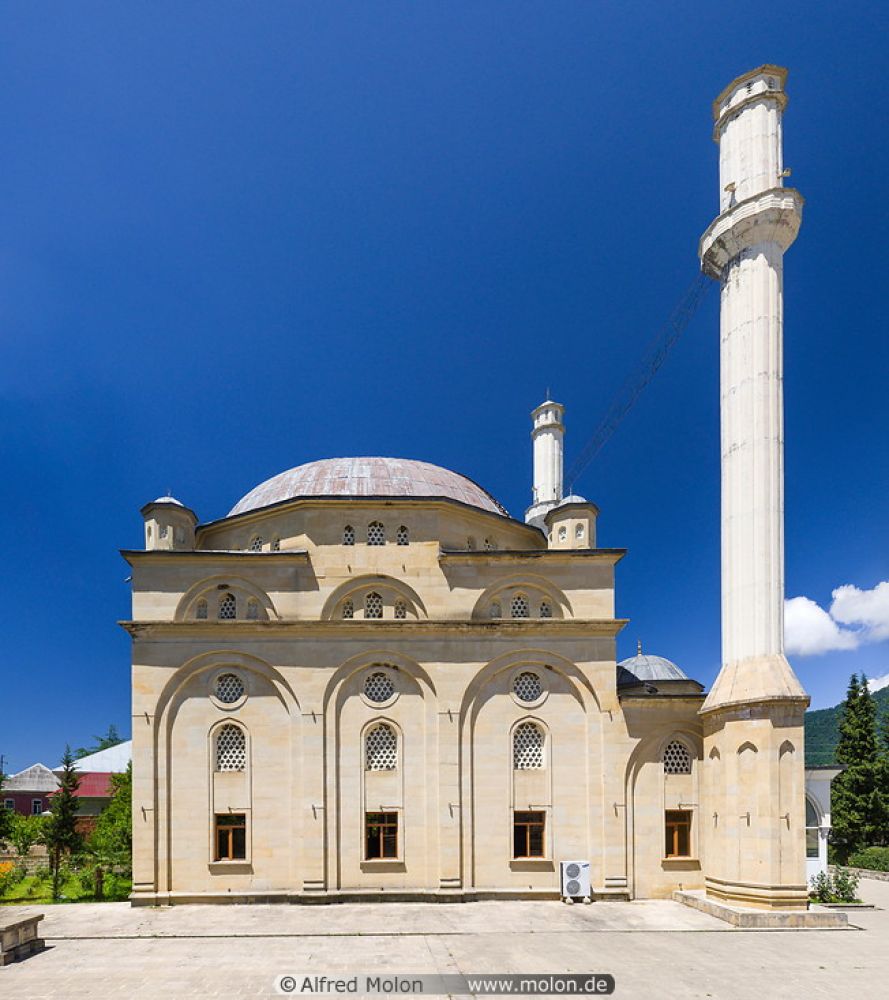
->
[365,723,397,771]
[367,522,385,546]
[215,673,245,704]
[511,594,530,618]
[513,672,542,703]
[513,722,544,770]
[215,724,246,771]
[663,740,692,774]
[364,671,395,704]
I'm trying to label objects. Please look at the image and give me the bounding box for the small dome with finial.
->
[617,641,691,686]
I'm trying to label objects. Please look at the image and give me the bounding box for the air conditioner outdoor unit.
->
[559,860,591,903]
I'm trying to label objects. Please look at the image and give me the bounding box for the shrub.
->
[810,870,833,903]
[832,866,861,902]
[847,846,889,872]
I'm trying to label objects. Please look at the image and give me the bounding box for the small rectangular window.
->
[513,810,546,858]
[31,799,43,815]
[365,812,398,859]
[806,827,819,859]
[3,799,14,811]
[214,813,247,861]
[665,809,692,858]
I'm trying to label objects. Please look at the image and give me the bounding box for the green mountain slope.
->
[805,685,889,767]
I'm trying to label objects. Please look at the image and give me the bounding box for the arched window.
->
[489,602,502,619]
[396,525,409,546]
[342,598,354,620]
[511,594,530,618]
[575,524,584,540]
[539,601,552,619]
[513,722,544,770]
[218,593,237,620]
[271,537,281,552]
[343,525,355,546]
[159,524,169,539]
[215,724,246,771]
[394,599,407,620]
[365,592,383,619]
[467,536,476,551]
[805,797,820,859]
[367,522,385,546]
[558,526,567,542]
[663,740,692,775]
[248,536,263,552]
[196,599,208,620]
[484,537,496,551]
[365,723,397,771]
[246,598,259,621]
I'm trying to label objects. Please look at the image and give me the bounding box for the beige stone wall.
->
[126,497,707,902]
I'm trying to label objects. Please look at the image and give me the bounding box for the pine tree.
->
[0,770,12,845]
[45,746,83,901]
[831,674,884,859]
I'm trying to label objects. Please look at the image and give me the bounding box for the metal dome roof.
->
[228,457,509,518]
[617,645,689,685]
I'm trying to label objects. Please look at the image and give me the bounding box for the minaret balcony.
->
[699,188,804,279]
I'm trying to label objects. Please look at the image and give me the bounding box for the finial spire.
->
[637,639,642,655]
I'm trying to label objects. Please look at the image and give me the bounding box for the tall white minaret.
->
[524,399,564,527]
[699,66,810,911]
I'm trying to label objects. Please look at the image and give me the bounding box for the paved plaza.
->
[1,880,887,999]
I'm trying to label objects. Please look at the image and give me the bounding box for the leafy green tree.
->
[831,674,887,858]
[89,764,132,875]
[45,746,83,900]
[74,725,123,760]
[9,813,47,858]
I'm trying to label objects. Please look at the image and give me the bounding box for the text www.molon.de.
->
[275,974,616,995]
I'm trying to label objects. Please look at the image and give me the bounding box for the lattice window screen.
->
[218,593,237,620]
[215,724,246,771]
[367,522,385,546]
[364,671,394,703]
[663,741,692,775]
[365,723,397,771]
[365,592,383,619]
[511,594,530,618]
[513,722,544,770]
[513,672,542,703]
[215,673,245,704]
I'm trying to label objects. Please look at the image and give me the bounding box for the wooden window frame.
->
[214,813,247,861]
[364,811,399,860]
[664,809,692,859]
[513,810,546,859]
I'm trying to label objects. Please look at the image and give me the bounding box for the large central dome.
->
[228,457,508,518]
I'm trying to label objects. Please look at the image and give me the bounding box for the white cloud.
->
[784,581,889,657]
[830,582,889,643]
[785,596,859,655]
[867,673,889,693]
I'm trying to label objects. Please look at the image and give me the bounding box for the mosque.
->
[124,66,811,910]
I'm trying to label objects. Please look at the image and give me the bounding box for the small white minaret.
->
[525,399,564,527]
[699,66,809,912]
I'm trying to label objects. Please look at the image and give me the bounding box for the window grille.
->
[249,536,263,552]
[663,741,692,775]
[513,722,544,770]
[484,537,496,551]
[343,525,355,546]
[513,672,542,703]
[365,723,397,771]
[367,522,385,546]
[196,599,208,620]
[342,598,354,619]
[539,601,552,619]
[246,599,259,621]
[215,724,246,771]
[511,594,530,618]
[218,593,237,620]
[396,525,409,546]
[271,537,281,552]
[489,602,502,619]
[215,673,245,704]
[364,671,394,703]
[365,592,383,619]
[394,599,407,620]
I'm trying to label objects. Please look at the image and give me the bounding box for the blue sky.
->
[1,3,887,772]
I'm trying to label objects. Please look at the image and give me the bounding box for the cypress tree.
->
[831,674,884,859]
[46,746,83,901]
